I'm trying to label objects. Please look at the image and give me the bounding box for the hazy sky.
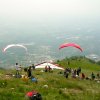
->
[0,0,100,20]
[0,0,100,39]
[0,0,100,64]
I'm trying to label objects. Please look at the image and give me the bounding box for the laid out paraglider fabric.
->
[35,62,64,70]
[59,43,83,52]
[3,44,27,52]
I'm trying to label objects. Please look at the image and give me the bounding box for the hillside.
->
[0,57,100,100]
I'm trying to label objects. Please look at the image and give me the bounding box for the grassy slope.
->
[0,57,100,100]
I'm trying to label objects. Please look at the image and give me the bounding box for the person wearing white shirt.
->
[15,63,19,76]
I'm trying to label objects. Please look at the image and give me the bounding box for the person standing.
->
[27,66,32,78]
[48,65,51,72]
[45,66,48,72]
[81,73,85,79]
[32,64,35,70]
[15,63,20,76]
[91,72,95,80]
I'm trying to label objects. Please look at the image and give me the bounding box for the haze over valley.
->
[0,0,100,68]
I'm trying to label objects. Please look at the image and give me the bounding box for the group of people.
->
[44,65,52,72]
[64,66,100,81]
[15,62,100,81]
[91,72,100,80]
[15,63,35,78]
[64,67,81,78]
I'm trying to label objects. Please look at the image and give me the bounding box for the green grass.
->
[0,57,100,100]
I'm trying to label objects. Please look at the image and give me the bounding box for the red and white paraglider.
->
[59,43,83,52]
[3,44,28,52]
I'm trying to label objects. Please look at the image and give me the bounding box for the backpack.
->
[26,91,42,100]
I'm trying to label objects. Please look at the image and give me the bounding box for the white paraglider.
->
[3,44,28,52]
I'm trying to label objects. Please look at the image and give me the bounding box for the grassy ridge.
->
[0,57,100,100]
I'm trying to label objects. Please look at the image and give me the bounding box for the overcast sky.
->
[0,0,100,59]
[0,0,100,20]
[0,0,100,38]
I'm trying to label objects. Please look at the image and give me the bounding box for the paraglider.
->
[35,62,64,70]
[3,44,28,52]
[59,43,83,52]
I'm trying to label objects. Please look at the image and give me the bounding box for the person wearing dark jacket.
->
[27,66,32,78]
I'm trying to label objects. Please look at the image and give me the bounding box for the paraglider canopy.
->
[35,62,64,70]
[59,43,83,52]
[3,44,28,52]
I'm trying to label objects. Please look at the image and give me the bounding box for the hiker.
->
[48,65,51,72]
[32,64,35,70]
[65,67,71,74]
[77,67,81,76]
[64,71,69,78]
[91,72,95,80]
[76,69,79,76]
[71,69,75,78]
[45,66,48,72]
[74,69,77,77]
[27,66,32,78]
[81,73,85,79]
[15,63,20,76]
[68,61,70,65]
[97,73,100,79]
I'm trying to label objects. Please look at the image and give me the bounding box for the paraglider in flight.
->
[3,44,28,52]
[59,43,83,52]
